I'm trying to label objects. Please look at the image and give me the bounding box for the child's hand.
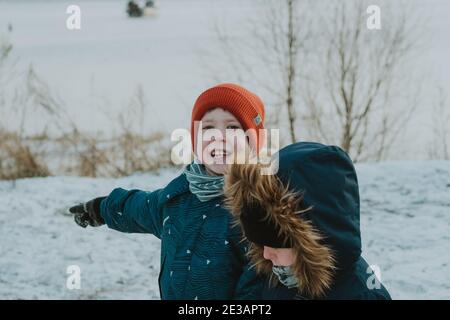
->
[69,197,106,228]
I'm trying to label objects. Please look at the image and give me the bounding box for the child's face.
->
[263,246,296,266]
[197,108,250,175]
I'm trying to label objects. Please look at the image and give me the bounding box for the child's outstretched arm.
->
[69,188,164,238]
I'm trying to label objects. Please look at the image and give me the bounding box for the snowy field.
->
[1,0,449,300]
[0,162,449,299]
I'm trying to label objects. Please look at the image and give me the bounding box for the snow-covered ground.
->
[0,162,449,299]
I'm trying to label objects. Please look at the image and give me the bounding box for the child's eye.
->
[203,125,214,130]
[227,125,241,130]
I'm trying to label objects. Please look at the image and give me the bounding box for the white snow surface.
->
[0,162,449,299]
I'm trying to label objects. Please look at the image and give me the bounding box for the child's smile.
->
[210,148,231,160]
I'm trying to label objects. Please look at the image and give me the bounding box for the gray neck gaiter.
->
[272,265,299,289]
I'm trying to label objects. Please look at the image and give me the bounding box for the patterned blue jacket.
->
[100,173,266,299]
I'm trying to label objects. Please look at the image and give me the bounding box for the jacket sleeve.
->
[233,261,265,300]
[100,187,164,238]
[229,226,265,300]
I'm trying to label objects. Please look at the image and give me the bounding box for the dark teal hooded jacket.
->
[224,142,391,300]
[270,142,391,299]
[99,172,268,300]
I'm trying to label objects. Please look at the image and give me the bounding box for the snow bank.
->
[0,162,449,299]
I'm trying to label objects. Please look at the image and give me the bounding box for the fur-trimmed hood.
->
[224,142,361,298]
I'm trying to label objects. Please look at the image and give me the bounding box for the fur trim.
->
[224,163,336,298]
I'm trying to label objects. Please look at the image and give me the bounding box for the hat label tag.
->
[254,114,262,126]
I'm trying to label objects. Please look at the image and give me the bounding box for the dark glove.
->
[69,197,107,228]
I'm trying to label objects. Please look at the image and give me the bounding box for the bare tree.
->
[0,35,16,120]
[303,1,419,161]
[428,87,450,160]
[301,0,420,162]
[284,0,301,143]
[200,0,314,144]
[203,0,421,161]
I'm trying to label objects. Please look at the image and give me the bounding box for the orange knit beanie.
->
[191,83,266,152]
